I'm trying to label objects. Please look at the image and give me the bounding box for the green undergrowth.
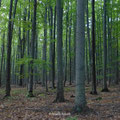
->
[11,89,27,96]
[66,117,78,120]
[65,87,74,92]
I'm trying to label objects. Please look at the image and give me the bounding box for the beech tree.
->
[55,0,65,102]
[74,0,86,112]
[28,0,37,97]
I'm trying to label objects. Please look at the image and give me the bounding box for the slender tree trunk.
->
[52,6,56,89]
[115,10,119,84]
[69,14,72,85]
[42,7,47,88]
[5,0,13,97]
[27,0,31,86]
[20,3,27,86]
[90,0,97,95]
[86,0,91,82]
[64,6,69,87]
[28,0,37,97]
[102,0,109,92]
[55,0,65,102]
[0,33,5,87]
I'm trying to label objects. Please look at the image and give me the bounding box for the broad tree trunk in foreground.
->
[55,0,64,102]
[74,0,86,112]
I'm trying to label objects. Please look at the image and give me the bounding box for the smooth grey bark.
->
[64,4,69,87]
[102,0,109,92]
[28,0,37,97]
[55,0,64,102]
[74,0,86,112]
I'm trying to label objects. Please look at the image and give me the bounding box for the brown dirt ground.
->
[0,84,120,120]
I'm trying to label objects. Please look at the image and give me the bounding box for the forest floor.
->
[0,84,120,120]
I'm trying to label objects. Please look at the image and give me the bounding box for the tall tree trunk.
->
[6,0,18,96]
[74,0,86,113]
[0,33,5,87]
[69,13,72,85]
[42,7,47,88]
[86,0,91,83]
[20,2,27,86]
[28,0,37,97]
[27,0,31,86]
[102,0,109,92]
[52,6,56,89]
[90,0,97,95]
[64,4,69,87]
[115,10,119,84]
[55,0,64,102]
[5,0,13,97]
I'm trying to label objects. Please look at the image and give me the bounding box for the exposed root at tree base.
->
[3,94,11,99]
[72,106,89,114]
[27,92,35,97]
[53,98,66,103]
[101,88,109,92]
[90,91,98,95]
